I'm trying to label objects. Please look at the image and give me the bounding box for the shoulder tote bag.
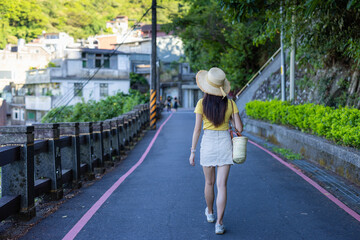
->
[230,100,248,164]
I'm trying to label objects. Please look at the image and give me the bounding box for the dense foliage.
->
[246,100,360,149]
[130,72,149,94]
[165,0,279,91]
[219,0,360,68]
[42,90,148,123]
[0,0,184,48]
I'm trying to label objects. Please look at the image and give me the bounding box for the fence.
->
[0,104,150,221]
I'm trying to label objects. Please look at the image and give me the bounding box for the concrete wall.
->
[235,53,281,117]
[54,79,130,106]
[0,45,51,86]
[245,119,360,185]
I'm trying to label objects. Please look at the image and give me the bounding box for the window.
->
[82,52,87,68]
[82,52,110,69]
[27,111,35,120]
[13,108,19,120]
[74,83,83,97]
[95,59,101,68]
[95,54,103,68]
[104,54,110,68]
[100,83,108,97]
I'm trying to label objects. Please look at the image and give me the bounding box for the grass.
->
[272,147,303,160]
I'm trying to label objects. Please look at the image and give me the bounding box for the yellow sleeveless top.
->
[194,98,239,130]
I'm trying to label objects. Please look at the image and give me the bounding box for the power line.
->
[49,6,152,122]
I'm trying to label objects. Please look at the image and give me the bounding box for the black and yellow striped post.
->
[150,89,157,129]
[150,0,157,130]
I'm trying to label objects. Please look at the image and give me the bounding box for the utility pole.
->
[280,4,287,101]
[290,13,296,101]
[156,60,160,103]
[150,0,157,129]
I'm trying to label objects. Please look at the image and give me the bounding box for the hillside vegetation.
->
[0,0,184,48]
[167,0,360,107]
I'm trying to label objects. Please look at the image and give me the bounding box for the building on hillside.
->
[0,39,54,124]
[29,32,75,59]
[94,35,118,50]
[116,35,199,108]
[0,39,52,87]
[141,24,169,38]
[106,16,129,35]
[21,48,149,124]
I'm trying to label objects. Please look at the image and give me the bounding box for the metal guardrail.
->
[0,104,150,221]
[235,48,281,98]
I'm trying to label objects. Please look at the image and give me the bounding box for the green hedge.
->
[245,100,360,149]
[42,90,149,123]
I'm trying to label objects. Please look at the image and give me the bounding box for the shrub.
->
[42,90,148,123]
[246,100,360,149]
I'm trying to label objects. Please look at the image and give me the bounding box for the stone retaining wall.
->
[245,119,360,185]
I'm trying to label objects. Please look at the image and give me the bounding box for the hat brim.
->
[196,70,231,97]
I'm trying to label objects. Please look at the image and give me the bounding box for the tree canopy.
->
[219,0,360,68]
[165,0,279,91]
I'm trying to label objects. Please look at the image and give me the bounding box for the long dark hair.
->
[202,93,228,127]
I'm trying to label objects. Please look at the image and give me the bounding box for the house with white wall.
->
[0,39,53,125]
[29,32,75,59]
[23,48,149,124]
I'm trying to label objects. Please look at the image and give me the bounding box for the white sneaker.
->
[205,207,215,223]
[215,224,225,234]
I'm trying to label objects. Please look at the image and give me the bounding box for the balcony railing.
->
[25,68,62,84]
[80,69,130,79]
[26,67,130,83]
[25,96,56,111]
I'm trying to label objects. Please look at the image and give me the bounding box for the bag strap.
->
[230,100,241,137]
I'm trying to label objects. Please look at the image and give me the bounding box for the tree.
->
[166,0,279,91]
[219,0,360,67]
[0,0,48,48]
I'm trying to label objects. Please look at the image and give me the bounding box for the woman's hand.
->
[189,152,195,166]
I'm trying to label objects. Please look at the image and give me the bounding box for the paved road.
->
[22,110,360,240]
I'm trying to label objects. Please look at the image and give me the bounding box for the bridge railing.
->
[0,103,150,221]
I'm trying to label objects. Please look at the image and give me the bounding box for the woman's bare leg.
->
[216,165,231,225]
[203,166,215,214]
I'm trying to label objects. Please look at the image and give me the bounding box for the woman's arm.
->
[233,113,243,134]
[189,113,202,166]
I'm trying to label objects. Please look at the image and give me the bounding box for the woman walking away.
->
[189,67,243,235]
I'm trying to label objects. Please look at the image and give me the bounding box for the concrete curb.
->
[245,118,360,185]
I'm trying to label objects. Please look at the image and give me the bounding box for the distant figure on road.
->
[189,67,243,235]
[165,96,172,112]
[173,97,180,111]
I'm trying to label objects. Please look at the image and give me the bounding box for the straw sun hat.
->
[196,67,231,97]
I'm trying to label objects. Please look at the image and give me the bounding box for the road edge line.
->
[62,113,174,240]
[249,139,360,223]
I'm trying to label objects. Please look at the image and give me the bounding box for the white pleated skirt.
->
[200,130,233,167]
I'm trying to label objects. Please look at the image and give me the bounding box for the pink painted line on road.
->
[249,139,360,223]
[62,113,174,240]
